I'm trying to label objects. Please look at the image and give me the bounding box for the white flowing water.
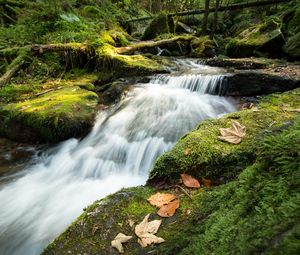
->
[0,61,236,255]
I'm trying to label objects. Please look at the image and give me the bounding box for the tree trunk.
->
[211,0,220,37]
[202,0,210,35]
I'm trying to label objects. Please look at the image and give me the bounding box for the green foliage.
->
[283,32,300,60]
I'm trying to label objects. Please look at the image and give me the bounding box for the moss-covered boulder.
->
[142,13,174,40]
[283,32,300,60]
[226,20,285,58]
[42,91,300,255]
[0,86,99,143]
[149,88,300,184]
[190,36,215,58]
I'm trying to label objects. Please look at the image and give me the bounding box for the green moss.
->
[42,186,156,255]
[226,20,285,58]
[283,32,300,60]
[142,13,172,40]
[160,118,300,255]
[149,88,300,184]
[0,86,99,142]
[190,36,214,57]
[43,115,300,255]
[287,6,300,36]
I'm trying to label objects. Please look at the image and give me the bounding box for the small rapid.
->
[0,60,237,255]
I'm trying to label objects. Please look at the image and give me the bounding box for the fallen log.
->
[0,49,29,88]
[127,0,292,22]
[116,35,194,55]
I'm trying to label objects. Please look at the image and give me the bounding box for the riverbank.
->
[43,87,300,255]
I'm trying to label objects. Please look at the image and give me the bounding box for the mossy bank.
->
[43,88,300,254]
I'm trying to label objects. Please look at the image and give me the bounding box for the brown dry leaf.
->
[184,148,190,155]
[203,179,212,188]
[218,121,246,144]
[111,233,132,253]
[135,214,165,247]
[181,174,200,188]
[157,199,180,218]
[147,192,177,208]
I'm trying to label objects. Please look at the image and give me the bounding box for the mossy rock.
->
[0,86,99,143]
[226,20,285,58]
[149,88,300,184]
[190,36,215,58]
[283,32,300,60]
[43,113,300,255]
[142,13,174,40]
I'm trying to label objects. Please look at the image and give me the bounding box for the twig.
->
[35,86,63,97]
[175,184,193,200]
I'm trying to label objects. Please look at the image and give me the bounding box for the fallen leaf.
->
[111,233,132,253]
[128,219,135,228]
[181,174,200,188]
[147,192,177,208]
[135,214,165,247]
[184,148,190,155]
[203,179,212,188]
[218,121,246,144]
[157,199,180,218]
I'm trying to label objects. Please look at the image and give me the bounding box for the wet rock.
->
[224,71,300,96]
[203,57,269,70]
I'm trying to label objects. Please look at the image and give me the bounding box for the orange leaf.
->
[203,179,212,188]
[147,192,177,208]
[181,174,200,188]
[157,199,180,218]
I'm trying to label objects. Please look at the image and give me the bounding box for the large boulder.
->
[142,13,174,40]
[0,86,99,143]
[226,20,285,58]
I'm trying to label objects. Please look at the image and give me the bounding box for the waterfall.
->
[0,60,236,255]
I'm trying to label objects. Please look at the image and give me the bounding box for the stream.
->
[0,59,237,255]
